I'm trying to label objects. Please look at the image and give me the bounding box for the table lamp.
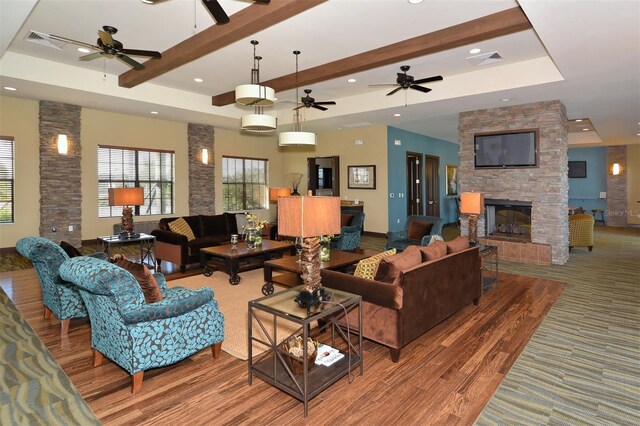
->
[460,192,484,245]
[108,187,144,239]
[277,196,341,312]
[269,187,292,223]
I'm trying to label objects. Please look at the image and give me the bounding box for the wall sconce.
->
[201,148,209,165]
[57,134,68,155]
[612,162,620,175]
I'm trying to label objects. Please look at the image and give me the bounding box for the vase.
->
[245,227,258,249]
[320,245,330,262]
[255,235,263,246]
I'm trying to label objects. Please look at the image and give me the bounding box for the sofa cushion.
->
[199,214,229,238]
[168,217,196,241]
[111,255,163,304]
[60,240,82,258]
[187,236,228,255]
[341,214,354,227]
[375,245,422,285]
[407,220,433,240]
[418,240,447,261]
[446,236,470,254]
[354,249,397,279]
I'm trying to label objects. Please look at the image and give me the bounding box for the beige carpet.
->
[169,269,301,361]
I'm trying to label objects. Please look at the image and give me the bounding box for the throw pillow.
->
[353,249,397,279]
[111,254,163,303]
[60,240,82,258]
[168,217,196,241]
[341,214,354,227]
[407,220,434,241]
[375,245,422,285]
[418,240,447,261]
[446,236,470,254]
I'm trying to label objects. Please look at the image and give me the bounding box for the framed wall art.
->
[347,165,376,189]
[446,165,458,196]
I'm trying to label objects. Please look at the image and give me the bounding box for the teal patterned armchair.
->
[59,256,224,393]
[330,210,365,251]
[385,215,444,252]
[16,237,108,335]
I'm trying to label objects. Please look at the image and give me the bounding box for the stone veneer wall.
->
[39,101,82,247]
[188,123,215,215]
[458,100,569,265]
[606,145,628,227]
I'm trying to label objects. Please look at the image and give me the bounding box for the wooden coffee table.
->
[201,240,294,285]
[261,249,377,295]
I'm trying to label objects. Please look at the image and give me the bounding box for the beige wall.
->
[627,144,640,225]
[81,108,189,238]
[0,96,40,247]
[277,125,389,233]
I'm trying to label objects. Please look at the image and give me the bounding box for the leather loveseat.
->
[321,237,481,362]
[151,213,238,273]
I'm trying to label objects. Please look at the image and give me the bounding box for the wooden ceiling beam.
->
[118,0,326,89]
[211,6,532,106]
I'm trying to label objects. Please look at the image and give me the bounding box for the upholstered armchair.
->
[569,213,595,252]
[330,210,365,251]
[59,256,224,393]
[16,237,108,335]
[385,215,444,252]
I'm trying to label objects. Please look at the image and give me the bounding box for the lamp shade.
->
[108,187,144,207]
[460,192,484,215]
[241,114,277,132]
[277,196,341,238]
[235,84,275,106]
[269,187,292,202]
[278,131,317,146]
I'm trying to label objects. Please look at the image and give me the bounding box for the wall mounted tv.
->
[474,130,539,168]
[568,160,587,178]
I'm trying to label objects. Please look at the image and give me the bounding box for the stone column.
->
[188,123,215,215]
[606,146,627,227]
[39,101,82,246]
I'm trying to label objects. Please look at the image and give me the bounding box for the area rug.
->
[169,269,301,361]
[0,288,100,425]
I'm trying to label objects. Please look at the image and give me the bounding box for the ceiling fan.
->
[48,26,161,70]
[142,0,271,24]
[370,65,443,96]
[294,89,336,111]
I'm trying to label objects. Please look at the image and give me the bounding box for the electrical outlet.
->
[397,219,400,224]
[68,225,74,232]
[51,227,57,232]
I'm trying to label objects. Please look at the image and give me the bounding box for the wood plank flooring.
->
[0,268,564,425]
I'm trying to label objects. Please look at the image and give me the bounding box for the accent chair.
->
[569,213,595,252]
[385,215,444,252]
[330,210,365,251]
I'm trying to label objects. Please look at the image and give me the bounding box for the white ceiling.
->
[1,0,638,147]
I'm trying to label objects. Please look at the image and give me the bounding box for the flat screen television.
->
[568,160,587,178]
[474,130,538,168]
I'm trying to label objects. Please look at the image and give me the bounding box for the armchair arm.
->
[121,287,214,325]
[151,229,188,246]
[88,252,109,261]
[386,230,407,242]
[154,272,168,293]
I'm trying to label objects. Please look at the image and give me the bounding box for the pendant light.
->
[279,50,316,146]
[238,41,276,132]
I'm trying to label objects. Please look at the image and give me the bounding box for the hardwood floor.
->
[0,268,564,425]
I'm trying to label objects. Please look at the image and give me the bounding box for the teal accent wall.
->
[387,127,459,232]
[568,147,607,213]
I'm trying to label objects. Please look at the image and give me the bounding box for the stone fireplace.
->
[485,199,532,241]
[458,100,569,265]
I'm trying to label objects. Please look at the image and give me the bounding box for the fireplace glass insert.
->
[485,200,532,240]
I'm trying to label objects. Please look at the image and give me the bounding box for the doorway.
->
[406,152,423,215]
[424,155,440,217]
[307,156,340,196]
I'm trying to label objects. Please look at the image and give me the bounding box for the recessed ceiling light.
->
[394,113,401,117]
[150,111,159,115]
[501,98,511,102]
[347,78,356,83]
[575,119,583,122]
[194,78,203,83]
[77,47,91,54]
[408,0,424,4]
[469,48,481,54]
[3,86,17,91]
[637,133,640,136]
[582,128,590,131]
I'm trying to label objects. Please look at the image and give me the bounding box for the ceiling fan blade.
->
[312,104,328,111]
[253,0,271,3]
[386,87,402,96]
[98,30,114,46]
[202,0,230,24]
[413,75,443,85]
[117,54,144,70]
[293,105,305,110]
[314,101,336,105]
[79,52,104,61]
[410,84,432,93]
[48,34,97,49]
[120,48,161,58]
[369,84,397,87]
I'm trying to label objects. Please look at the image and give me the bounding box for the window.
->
[222,156,268,211]
[0,136,14,223]
[98,146,174,217]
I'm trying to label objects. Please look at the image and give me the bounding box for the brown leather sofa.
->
[321,238,481,362]
[151,213,238,273]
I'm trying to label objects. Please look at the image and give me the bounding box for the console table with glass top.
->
[96,233,156,269]
[248,286,363,417]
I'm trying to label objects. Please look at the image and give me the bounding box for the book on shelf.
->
[315,344,345,367]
